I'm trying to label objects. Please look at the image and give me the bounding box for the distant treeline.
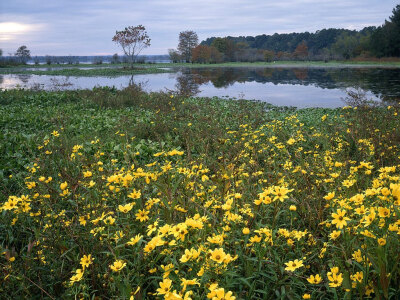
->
[0,54,170,67]
[194,5,400,63]
[200,27,375,61]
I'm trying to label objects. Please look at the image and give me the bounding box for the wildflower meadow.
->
[1,87,399,299]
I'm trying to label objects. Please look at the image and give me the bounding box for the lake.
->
[1,67,399,108]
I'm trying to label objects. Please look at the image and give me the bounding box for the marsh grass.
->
[0,66,172,77]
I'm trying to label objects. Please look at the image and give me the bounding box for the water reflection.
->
[1,67,399,107]
[292,69,308,81]
[175,73,201,96]
[16,74,32,84]
[180,67,400,103]
[1,75,29,89]
[49,77,73,90]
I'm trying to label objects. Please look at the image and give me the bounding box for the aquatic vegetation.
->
[0,88,399,299]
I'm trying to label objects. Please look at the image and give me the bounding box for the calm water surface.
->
[1,67,399,108]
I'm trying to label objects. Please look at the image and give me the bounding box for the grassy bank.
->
[6,60,400,69]
[1,60,400,77]
[0,66,172,77]
[1,88,400,299]
[166,60,400,68]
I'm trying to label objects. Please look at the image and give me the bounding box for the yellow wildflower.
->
[284,259,304,272]
[110,260,126,272]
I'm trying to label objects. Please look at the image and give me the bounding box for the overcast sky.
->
[0,0,398,56]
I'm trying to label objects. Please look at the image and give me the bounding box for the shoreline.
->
[1,60,400,77]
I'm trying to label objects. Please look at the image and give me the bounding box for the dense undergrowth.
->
[0,87,399,299]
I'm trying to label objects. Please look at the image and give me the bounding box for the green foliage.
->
[371,5,400,57]
[202,28,364,60]
[1,88,400,299]
[200,5,400,61]
[331,32,369,59]
[0,88,269,199]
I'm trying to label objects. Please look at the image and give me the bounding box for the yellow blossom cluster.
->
[2,108,400,299]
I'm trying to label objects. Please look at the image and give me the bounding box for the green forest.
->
[198,5,400,62]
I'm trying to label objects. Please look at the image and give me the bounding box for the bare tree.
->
[112,25,151,69]
[178,31,198,63]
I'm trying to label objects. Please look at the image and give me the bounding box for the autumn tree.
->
[15,45,31,64]
[178,31,198,63]
[192,45,211,63]
[293,41,308,60]
[192,45,223,64]
[112,25,151,68]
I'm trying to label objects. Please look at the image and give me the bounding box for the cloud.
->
[0,22,45,41]
[0,0,398,55]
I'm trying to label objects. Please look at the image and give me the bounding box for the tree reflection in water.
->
[174,72,201,97]
[0,67,399,105]
[176,67,400,103]
[49,76,73,91]
[17,74,32,84]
